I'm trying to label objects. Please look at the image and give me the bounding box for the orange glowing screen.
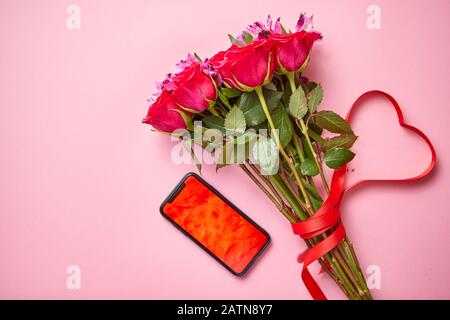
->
[162,176,268,274]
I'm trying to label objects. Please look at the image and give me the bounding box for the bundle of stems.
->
[240,157,372,300]
[194,72,373,300]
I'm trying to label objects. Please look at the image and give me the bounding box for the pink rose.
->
[142,90,190,133]
[171,62,217,113]
[208,39,275,90]
[271,30,321,72]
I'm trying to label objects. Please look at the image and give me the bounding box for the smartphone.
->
[160,172,270,276]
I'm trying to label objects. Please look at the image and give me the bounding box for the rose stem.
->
[247,164,353,299]
[249,164,356,299]
[278,170,306,206]
[346,237,373,299]
[247,163,335,284]
[267,171,360,299]
[286,72,329,194]
[214,103,228,116]
[254,86,314,214]
[291,136,321,199]
[278,161,360,298]
[292,135,305,162]
[295,119,372,297]
[287,72,371,298]
[247,163,301,215]
[313,138,372,298]
[239,163,296,223]
[307,134,371,298]
[255,85,364,298]
[279,165,362,298]
[342,236,373,299]
[278,144,363,297]
[208,105,220,116]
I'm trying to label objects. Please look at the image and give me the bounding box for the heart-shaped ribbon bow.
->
[291,90,437,300]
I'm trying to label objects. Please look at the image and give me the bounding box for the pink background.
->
[1,0,449,299]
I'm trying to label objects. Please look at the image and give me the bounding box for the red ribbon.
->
[291,90,437,300]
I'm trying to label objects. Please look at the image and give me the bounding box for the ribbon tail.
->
[300,224,346,300]
[302,268,327,300]
[297,250,307,263]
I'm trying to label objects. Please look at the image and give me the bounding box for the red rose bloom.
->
[271,30,321,72]
[142,90,189,133]
[171,62,217,113]
[208,39,275,90]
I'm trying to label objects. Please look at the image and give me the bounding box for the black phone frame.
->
[159,172,271,277]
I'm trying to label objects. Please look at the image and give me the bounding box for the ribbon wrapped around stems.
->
[291,90,437,300]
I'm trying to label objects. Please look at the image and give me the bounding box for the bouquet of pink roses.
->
[143,14,373,300]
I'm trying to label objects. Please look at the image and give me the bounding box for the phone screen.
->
[160,173,270,276]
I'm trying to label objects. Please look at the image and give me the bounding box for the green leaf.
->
[303,179,322,200]
[243,33,253,44]
[265,92,285,109]
[305,81,318,93]
[288,85,308,119]
[301,136,314,159]
[183,139,202,173]
[307,129,325,144]
[224,106,246,134]
[228,34,244,47]
[307,84,323,113]
[309,121,323,135]
[286,144,297,157]
[264,82,277,91]
[300,158,319,176]
[217,90,231,109]
[234,131,257,145]
[252,120,269,131]
[202,129,222,152]
[221,87,242,99]
[281,83,291,106]
[238,90,283,126]
[309,196,323,211]
[202,116,226,134]
[314,110,353,134]
[216,139,250,171]
[271,106,293,148]
[291,162,301,179]
[193,52,203,62]
[251,136,279,175]
[324,147,355,169]
[322,135,358,152]
[173,109,193,131]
